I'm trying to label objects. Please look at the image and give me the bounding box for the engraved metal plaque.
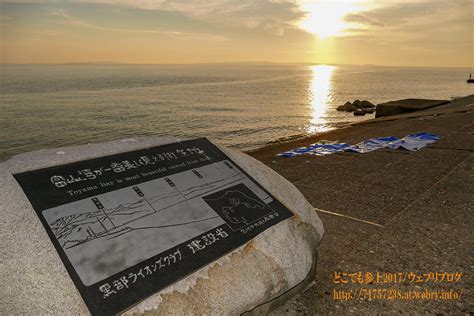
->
[14,138,293,315]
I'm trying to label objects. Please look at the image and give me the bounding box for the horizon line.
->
[1,61,472,69]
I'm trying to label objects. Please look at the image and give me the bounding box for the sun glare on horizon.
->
[300,1,359,39]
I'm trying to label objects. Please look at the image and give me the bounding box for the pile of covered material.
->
[277,132,441,158]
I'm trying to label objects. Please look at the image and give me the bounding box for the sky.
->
[1,0,473,67]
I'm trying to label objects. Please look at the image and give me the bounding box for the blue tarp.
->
[276,142,350,157]
[308,143,351,156]
[276,132,441,157]
[394,132,441,151]
[346,136,400,153]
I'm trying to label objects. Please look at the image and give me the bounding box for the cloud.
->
[122,0,305,36]
[4,0,306,36]
[359,0,471,27]
[344,13,383,26]
[48,8,228,41]
[50,9,92,27]
[339,0,472,40]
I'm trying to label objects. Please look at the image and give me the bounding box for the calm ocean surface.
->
[1,64,472,161]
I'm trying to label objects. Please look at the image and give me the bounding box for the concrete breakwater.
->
[248,94,474,314]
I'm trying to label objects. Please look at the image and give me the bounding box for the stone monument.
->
[0,137,324,315]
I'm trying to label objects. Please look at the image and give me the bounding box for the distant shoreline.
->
[1,62,472,70]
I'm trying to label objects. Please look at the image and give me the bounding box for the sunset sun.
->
[300,2,356,39]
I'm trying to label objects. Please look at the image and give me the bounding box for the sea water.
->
[1,63,472,161]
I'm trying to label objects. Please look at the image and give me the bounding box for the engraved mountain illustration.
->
[202,183,273,230]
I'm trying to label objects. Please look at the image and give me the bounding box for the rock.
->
[353,100,361,107]
[336,102,353,111]
[354,108,366,116]
[364,107,375,114]
[345,103,357,112]
[0,137,324,315]
[375,99,449,118]
[359,100,375,108]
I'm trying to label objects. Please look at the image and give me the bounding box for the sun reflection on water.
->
[307,65,335,134]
